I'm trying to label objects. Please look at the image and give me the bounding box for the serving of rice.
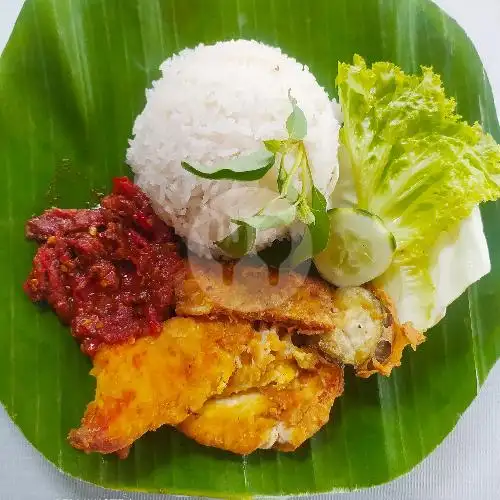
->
[127,39,341,257]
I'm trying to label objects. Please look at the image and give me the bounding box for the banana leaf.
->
[1,0,499,496]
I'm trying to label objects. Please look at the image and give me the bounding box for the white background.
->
[1,1,499,499]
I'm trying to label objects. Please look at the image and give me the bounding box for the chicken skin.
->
[175,258,336,332]
[310,286,425,377]
[179,363,343,454]
[69,319,343,456]
[176,259,424,378]
[69,317,255,455]
[69,257,422,458]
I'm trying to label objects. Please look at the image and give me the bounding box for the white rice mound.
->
[127,39,341,258]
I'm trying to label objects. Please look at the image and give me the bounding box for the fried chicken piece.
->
[175,257,424,378]
[354,286,425,378]
[68,317,255,455]
[178,363,343,455]
[70,317,343,457]
[69,257,419,457]
[177,327,343,454]
[309,286,425,377]
[175,258,335,332]
[222,327,318,396]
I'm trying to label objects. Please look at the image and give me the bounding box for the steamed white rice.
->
[127,39,341,257]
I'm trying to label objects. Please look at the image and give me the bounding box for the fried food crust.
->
[355,286,426,378]
[68,317,255,454]
[177,329,344,454]
[175,258,335,332]
[69,260,420,457]
[178,363,343,455]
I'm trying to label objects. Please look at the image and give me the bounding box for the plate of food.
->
[1,0,500,497]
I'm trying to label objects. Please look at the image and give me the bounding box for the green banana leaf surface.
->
[1,0,499,496]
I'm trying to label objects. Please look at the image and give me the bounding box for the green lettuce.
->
[336,55,500,328]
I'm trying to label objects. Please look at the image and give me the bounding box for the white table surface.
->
[1,1,500,499]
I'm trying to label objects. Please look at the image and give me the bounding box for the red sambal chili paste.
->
[24,177,184,356]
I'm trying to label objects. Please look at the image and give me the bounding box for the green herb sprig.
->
[181,91,330,262]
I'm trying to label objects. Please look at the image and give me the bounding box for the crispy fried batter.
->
[355,286,425,378]
[178,328,343,454]
[304,285,425,378]
[69,257,420,457]
[176,257,424,379]
[222,328,318,396]
[70,316,344,457]
[68,317,255,455]
[178,358,343,455]
[175,258,335,332]
[178,393,276,455]
[312,286,392,366]
[267,364,343,452]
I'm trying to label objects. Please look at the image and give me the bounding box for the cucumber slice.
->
[313,208,396,287]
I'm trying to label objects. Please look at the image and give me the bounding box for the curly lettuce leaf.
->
[336,56,500,330]
[332,147,491,330]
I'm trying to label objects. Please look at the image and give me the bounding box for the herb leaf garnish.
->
[290,160,330,266]
[264,139,284,154]
[234,201,297,230]
[216,222,256,258]
[286,89,307,140]
[181,147,275,181]
[183,92,329,262]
